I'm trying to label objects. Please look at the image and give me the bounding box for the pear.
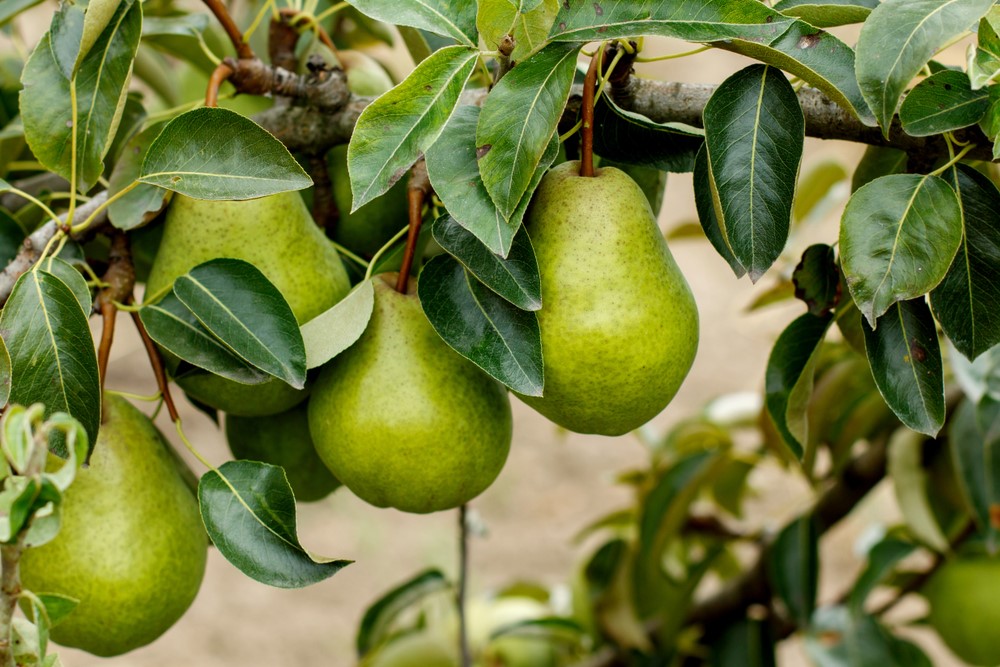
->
[19,395,207,657]
[924,554,1000,666]
[145,191,351,416]
[338,50,395,96]
[362,631,458,667]
[519,161,698,436]
[225,401,341,502]
[308,275,512,513]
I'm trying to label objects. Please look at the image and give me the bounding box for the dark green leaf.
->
[35,256,91,315]
[347,0,477,47]
[856,0,993,134]
[349,45,478,210]
[20,0,142,193]
[851,146,907,193]
[693,145,745,277]
[418,254,543,396]
[105,92,147,168]
[0,271,100,445]
[805,607,932,667]
[774,0,878,27]
[768,515,818,627]
[792,244,841,316]
[848,537,916,615]
[108,122,168,230]
[863,298,945,436]
[766,313,832,460]
[704,65,804,282]
[139,108,312,199]
[930,165,1000,360]
[899,70,990,137]
[49,2,85,78]
[301,280,375,369]
[593,92,703,173]
[477,42,579,219]
[549,0,874,126]
[433,216,541,311]
[356,569,449,656]
[138,291,270,384]
[710,617,776,667]
[840,174,962,327]
[173,259,306,388]
[0,212,24,267]
[199,460,351,588]
[950,398,1000,544]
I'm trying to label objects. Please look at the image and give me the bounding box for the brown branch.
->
[396,160,431,294]
[201,0,254,60]
[206,62,235,108]
[97,302,116,398]
[268,13,300,72]
[130,311,179,422]
[309,154,337,229]
[95,232,135,402]
[228,56,352,111]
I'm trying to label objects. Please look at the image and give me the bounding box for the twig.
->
[309,155,337,229]
[206,62,235,108]
[95,232,135,407]
[395,160,431,294]
[458,504,471,667]
[268,12,300,72]
[130,311,179,422]
[201,0,254,60]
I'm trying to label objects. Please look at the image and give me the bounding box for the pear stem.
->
[457,504,471,667]
[580,51,601,178]
[206,62,235,108]
[202,0,255,60]
[395,161,431,294]
[130,310,180,423]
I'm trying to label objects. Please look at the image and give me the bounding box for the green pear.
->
[308,275,512,513]
[329,143,408,258]
[518,161,698,436]
[225,401,341,502]
[924,555,1000,666]
[20,395,207,657]
[145,191,351,416]
[362,631,458,667]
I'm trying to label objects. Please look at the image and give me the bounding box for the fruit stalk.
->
[395,161,431,294]
[206,63,235,108]
[580,52,601,178]
[130,312,180,422]
[201,0,254,60]
[457,505,471,667]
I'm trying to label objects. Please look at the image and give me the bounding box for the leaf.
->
[35,257,91,315]
[887,429,949,551]
[433,216,541,311]
[548,0,874,126]
[301,279,375,369]
[20,0,142,193]
[693,145,745,277]
[477,42,579,219]
[173,259,306,388]
[141,13,209,40]
[851,146,907,193]
[477,0,559,61]
[138,291,270,384]
[805,607,933,667]
[592,92,703,174]
[139,107,312,199]
[347,0,477,47]
[348,45,478,210]
[773,0,878,28]
[0,211,24,267]
[863,298,945,436]
[930,165,1000,360]
[356,569,449,656]
[856,0,994,135]
[0,335,9,408]
[969,9,1000,89]
[792,244,841,316]
[0,271,100,445]
[765,313,831,460]
[0,0,44,27]
[709,617,776,667]
[793,160,848,224]
[899,70,990,137]
[847,537,915,616]
[108,121,168,230]
[199,460,351,588]
[767,515,818,627]
[418,254,543,396]
[840,174,963,327]
[703,64,804,282]
[950,398,1000,544]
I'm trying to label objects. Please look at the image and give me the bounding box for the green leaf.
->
[969,9,1000,89]
[138,291,270,384]
[425,105,558,256]
[141,13,209,40]
[35,256,91,315]
[173,259,306,389]
[593,92,703,174]
[348,45,478,210]
[805,607,933,667]
[773,0,878,27]
[0,0,44,27]
[709,617,776,667]
[480,0,559,62]
[433,216,541,311]
[856,0,994,135]
[950,397,1000,544]
[767,515,818,628]
[35,593,79,628]
[199,460,351,588]
[20,0,142,193]
[548,0,874,126]
[930,165,1000,360]
[887,429,949,551]
[863,298,945,436]
[347,0,477,47]
[49,2,86,79]
[704,64,804,282]
[793,160,848,224]
[477,42,579,219]
[693,145,745,278]
[848,537,915,616]
[301,279,375,369]
[139,108,311,199]
[899,70,990,137]
[356,569,449,656]
[765,313,832,460]
[851,146,908,193]
[792,244,841,317]
[0,335,9,408]
[0,271,100,445]
[840,174,963,327]
[108,121,168,230]
[418,254,543,396]
[0,211,24,267]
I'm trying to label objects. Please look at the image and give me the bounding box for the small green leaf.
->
[348,45,478,210]
[173,259,306,389]
[969,9,1000,89]
[863,298,945,436]
[35,257,91,316]
[433,216,541,311]
[199,460,351,588]
[767,516,818,628]
[805,607,933,666]
[302,280,375,369]
[950,397,1000,546]
[887,429,949,551]
[477,0,559,61]
[899,70,990,137]
[34,593,79,628]
[108,122,168,230]
[840,174,962,327]
[848,537,915,616]
[356,569,449,656]
[792,244,841,317]
[347,0,477,47]
[419,254,543,396]
[593,92,703,174]
[773,0,878,27]
[477,42,579,219]
[856,0,994,135]
[704,65,804,282]
[693,145,745,277]
[139,108,312,199]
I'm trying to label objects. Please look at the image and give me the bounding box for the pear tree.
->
[1,0,1000,665]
